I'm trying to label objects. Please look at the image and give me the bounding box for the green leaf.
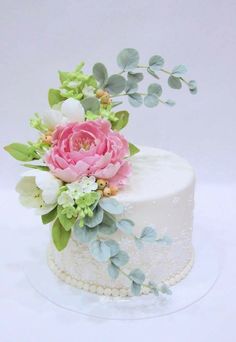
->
[147,83,162,97]
[105,240,120,257]
[172,64,187,77]
[149,55,164,71]
[74,224,98,243]
[99,198,124,215]
[131,282,141,295]
[165,99,176,106]
[168,76,182,89]
[125,80,138,94]
[4,143,37,161]
[144,94,159,107]
[129,269,145,284]
[106,75,126,95]
[58,71,70,84]
[111,111,129,131]
[41,207,57,225]
[140,226,157,242]
[111,250,129,267]
[52,219,71,251]
[89,239,111,262]
[92,63,108,88]
[108,263,119,280]
[117,48,139,71]
[128,93,143,107]
[48,89,64,107]
[147,67,159,79]
[116,219,134,235]
[22,163,49,171]
[57,205,76,231]
[127,72,144,83]
[129,142,140,156]
[188,80,197,95]
[81,97,100,114]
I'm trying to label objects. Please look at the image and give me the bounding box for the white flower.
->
[16,170,62,215]
[79,176,98,193]
[42,98,85,130]
[61,98,85,123]
[57,191,74,208]
[42,109,64,130]
[66,176,98,200]
[82,86,95,98]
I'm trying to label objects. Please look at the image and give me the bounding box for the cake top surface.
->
[116,146,195,203]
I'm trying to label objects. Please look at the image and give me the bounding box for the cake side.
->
[48,146,195,296]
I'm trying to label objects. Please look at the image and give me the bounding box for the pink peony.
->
[44,119,131,187]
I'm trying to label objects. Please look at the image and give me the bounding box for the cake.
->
[4,48,197,297]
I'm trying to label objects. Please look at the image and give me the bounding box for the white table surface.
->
[0,183,235,342]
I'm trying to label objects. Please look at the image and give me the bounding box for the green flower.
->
[62,206,77,219]
[30,113,47,133]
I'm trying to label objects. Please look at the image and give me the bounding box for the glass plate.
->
[24,240,221,320]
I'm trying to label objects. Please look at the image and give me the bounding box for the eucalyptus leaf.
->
[128,93,143,107]
[129,142,140,156]
[127,72,144,83]
[89,239,111,262]
[125,80,138,94]
[165,99,176,106]
[134,237,143,249]
[4,143,37,162]
[168,76,182,89]
[84,205,104,228]
[105,240,120,257]
[129,269,145,284]
[116,219,134,235]
[147,83,162,96]
[159,283,172,295]
[74,225,98,243]
[117,48,139,71]
[98,213,117,235]
[52,218,71,251]
[111,250,129,267]
[156,235,172,245]
[108,263,119,280]
[48,89,64,107]
[188,80,197,94]
[172,64,187,77]
[57,205,76,231]
[111,111,129,131]
[99,198,124,215]
[131,281,141,295]
[147,67,159,79]
[144,94,159,107]
[81,97,100,114]
[140,226,157,242]
[149,55,164,71]
[41,207,57,225]
[92,63,108,87]
[106,75,126,95]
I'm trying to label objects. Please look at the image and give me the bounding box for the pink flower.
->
[44,119,131,187]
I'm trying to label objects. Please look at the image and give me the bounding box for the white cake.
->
[48,146,195,296]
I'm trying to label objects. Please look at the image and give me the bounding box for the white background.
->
[0,1,235,341]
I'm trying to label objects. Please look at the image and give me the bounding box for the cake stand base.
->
[24,239,220,320]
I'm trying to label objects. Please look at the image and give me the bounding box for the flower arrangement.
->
[4,48,197,296]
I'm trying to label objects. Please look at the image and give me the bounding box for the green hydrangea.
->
[58,63,97,101]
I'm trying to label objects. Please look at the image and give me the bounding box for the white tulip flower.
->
[16,170,62,215]
[42,109,64,130]
[61,98,85,123]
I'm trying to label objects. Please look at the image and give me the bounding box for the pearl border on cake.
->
[47,250,194,297]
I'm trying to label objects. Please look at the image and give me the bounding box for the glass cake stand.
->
[24,238,221,320]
